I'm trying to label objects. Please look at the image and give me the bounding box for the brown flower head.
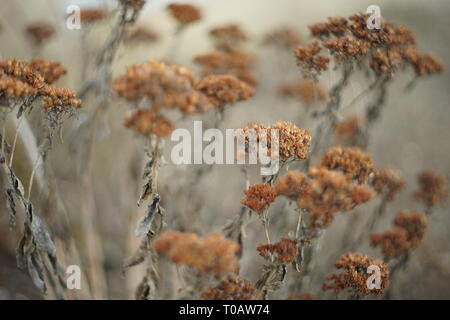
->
[257,237,297,264]
[323,252,390,295]
[167,3,202,25]
[210,24,248,50]
[402,49,445,76]
[323,36,368,61]
[334,114,366,147]
[279,79,329,104]
[153,231,240,277]
[202,275,255,300]
[113,60,212,114]
[79,9,107,23]
[294,41,330,79]
[309,16,348,39]
[320,146,374,184]
[393,210,428,245]
[25,22,55,45]
[241,183,277,212]
[125,109,174,137]
[195,75,255,107]
[414,170,448,208]
[371,167,405,201]
[275,170,307,199]
[298,167,374,230]
[370,228,411,258]
[29,59,67,84]
[264,27,302,49]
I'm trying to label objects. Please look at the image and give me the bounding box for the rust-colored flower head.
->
[79,8,107,23]
[414,170,448,208]
[201,275,255,300]
[153,231,240,277]
[113,60,212,114]
[371,167,405,201]
[402,49,445,77]
[264,27,302,49]
[25,22,55,45]
[239,121,311,162]
[29,59,67,84]
[320,146,374,184]
[241,183,277,212]
[334,115,366,147]
[209,24,248,51]
[275,170,307,199]
[257,237,297,264]
[279,79,329,105]
[369,47,404,78]
[370,228,411,258]
[167,3,202,26]
[294,41,330,79]
[127,27,159,43]
[309,16,348,39]
[195,75,255,107]
[323,252,390,295]
[298,167,374,230]
[393,210,428,245]
[323,36,368,61]
[125,109,174,137]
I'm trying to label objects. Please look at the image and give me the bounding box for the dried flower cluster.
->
[25,22,55,45]
[320,146,374,184]
[239,121,311,161]
[264,27,302,49]
[257,237,297,264]
[167,3,202,26]
[334,115,364,145]
[274,170,307,200]
[113,60,212,114]
[279,79,329,104]
[125,109,174,137]
[153,231,240,277]
[371,167,405,201]
[194,50,258,86]
[298,13,444,79]
[202,276,255,300]
[195,75,255,107]
[0,59,81,111]
[371,210,427,258]
[241,184,277,212]
[323,252,390,295]
[209,24,248,51]
[296,167,374,229]
[80,9,107,23]
[414,170,448,208]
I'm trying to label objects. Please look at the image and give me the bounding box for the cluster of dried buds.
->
[201,275,255,300]
[113,60,254,137]
[195,24,258,87]
[323,252,390,295]
[167,3,202,26]
[334,115,366,147]
[0,59,82,120]
[263,27,302,49]
[153,231,240,277]
[257,237,298,264]
[25,22,55,46]
[414,170,448,210]
[371,210,428,258]
[295,13,444,79]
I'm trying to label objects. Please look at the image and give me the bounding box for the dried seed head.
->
[125,109,174,137]
[371,167,405,201]
[393,210,427,245]
[414,170,448,208]
[167,3,202,25]
[153,231,240,277]
[29,59,67,84]
[402,49,445,76]
[195,75,255,107]
[201,275,255,300]
[309,16,348,39]
[320,146,374,184]
[113,60,213,113]
[264,27,302,49]
[323,252,390,295]
[241,183,277,212]
[294,41,330,79]
[79,9,107,23]
[323,36,368,61]
[25,22,55,45]
[334,114,365,147]
[274,170,307,199]
[257,237,297,264]
[298,166,374,230]
[279,79,329,104]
